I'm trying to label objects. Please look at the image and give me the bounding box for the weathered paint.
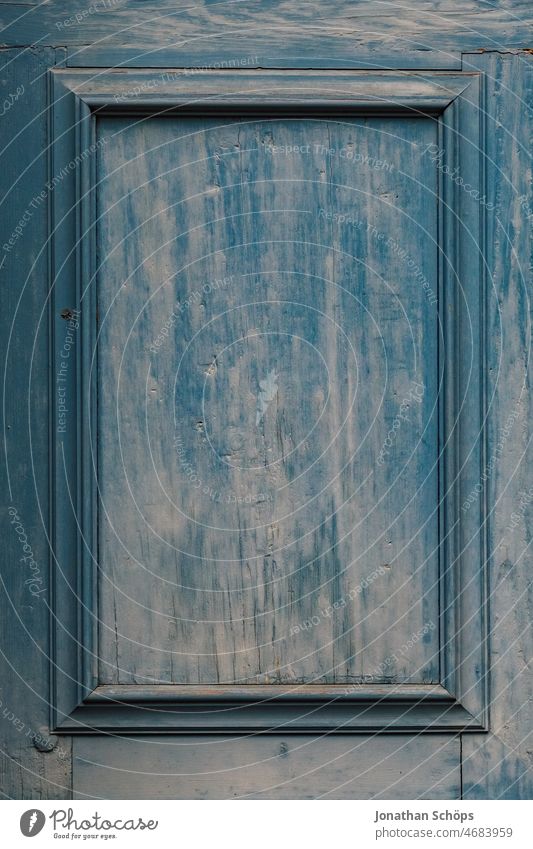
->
[47,68,486,738]
[96,114,439,687]
[0,47,72,799]
[0,1,532,800]
[0,0,532,53]
[73,734,462,800]
[461,51,533,801]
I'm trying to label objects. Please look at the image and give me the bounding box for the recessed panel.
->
[95,115,440,685]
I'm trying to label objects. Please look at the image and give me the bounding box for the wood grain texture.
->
[44,68,487,737]
[52,68,474,112]
[67,46,462,71]
[1,2,532,799]
[461,52,533,800]
[47,70,485,736]
[0,47,72,799]
[58,684,483,735]
[73,733,461,799]
[95,114,440,687]
[54,69,472,117]
[0,0,532,52]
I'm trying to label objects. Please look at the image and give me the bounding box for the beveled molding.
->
[58,685,482,734]
[49,68,488,734]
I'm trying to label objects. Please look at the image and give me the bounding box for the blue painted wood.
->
[72,734,462,799]
[461,51,533,801]
[1,0,532,52]
[51,68,474,113]
[95,111,441,689]
[66,45,462,71]
[1,0,531,800]
[46,69,487,736]
[0,46,72,799]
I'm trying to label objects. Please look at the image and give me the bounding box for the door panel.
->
[48,70,486,735]
[96,115,439,687]
[2,12,533,804]
[73,734,461,800]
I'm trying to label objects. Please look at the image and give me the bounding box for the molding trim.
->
[49,68,488,734]
[59,684,481,734]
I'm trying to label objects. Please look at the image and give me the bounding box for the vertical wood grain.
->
[0,46,72,799]
[73,733,461,800]
[461,52,533,800]
[95,115,440,686]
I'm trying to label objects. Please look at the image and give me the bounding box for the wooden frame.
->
[49,68,488,734]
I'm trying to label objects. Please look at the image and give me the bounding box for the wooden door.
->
[50,68,486,781]
[96,111,441,690]
[1,3,532,801]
